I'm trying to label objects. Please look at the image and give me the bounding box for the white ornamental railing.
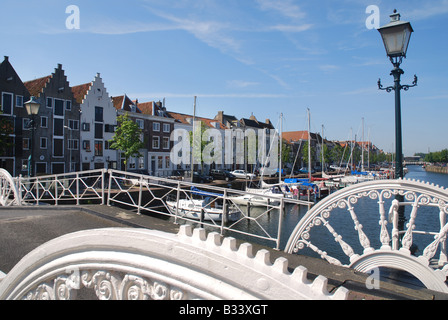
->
[0,225,348,300]
[0,169,22,206]
[7,169,312,250]
[285,178,448,293]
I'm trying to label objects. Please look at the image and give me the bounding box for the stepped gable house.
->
[72,73,118,171]
[24,64,80,174]
[0,56,31,176]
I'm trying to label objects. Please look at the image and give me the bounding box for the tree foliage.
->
[425,149,448,163]
[109,113,144,169]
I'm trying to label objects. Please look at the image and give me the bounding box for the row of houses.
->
[0,55,383,178]
[0,56,279,178]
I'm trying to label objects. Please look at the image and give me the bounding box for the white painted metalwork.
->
[9,169,312,250]
[106,169,312,250]
[0,225,348,300]
[285,178,448,293]
[15,169,106,206]
[0,169,21,206]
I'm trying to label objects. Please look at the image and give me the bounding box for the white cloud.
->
[268,24,313,33]
[227,80,260,88]
[129,92,288,99]
[256,0,306,20]
[319,64,340,72]
[405,0,448,21]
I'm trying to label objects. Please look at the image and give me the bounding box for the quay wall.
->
[425,165,448,174]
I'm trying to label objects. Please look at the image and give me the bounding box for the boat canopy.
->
[351,170,375,176]
[190,186,222,197]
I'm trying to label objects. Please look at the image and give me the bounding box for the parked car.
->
[210,169,235,181]
[230,170,256,180]
[193,171,213,183]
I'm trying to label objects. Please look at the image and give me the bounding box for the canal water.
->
[219,165,447,290]
[225,165,448,260]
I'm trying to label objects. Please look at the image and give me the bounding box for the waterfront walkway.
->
[1,204,447,300]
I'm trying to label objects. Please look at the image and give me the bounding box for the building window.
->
[95,107,103,122]
[66,100,71,110]
[54,118,64,136]
[23,118,31,130]
[68,119,79,130]
[165,156,170,169]
[163,137,170,149]
[21,159,28,171]
[139,157,145,169]
[152,136,160,149]
[82,123,90,131]
[153,122,160,131]
[40,137,48,149]
[83,140,91,152]
[1,92,13,115]
[53,138,64,157]
[163,123,170,132]
[95,140,103,156]
[68,139,79,150]
[16,95,23,107]
[23,138,30,150]
[46,97,53,109]
[158,156,163,169]
[105,124,115,133]
[136,119,144,129]
[95,123,103,139]
[41,116,48,128]
[54,99,64,116]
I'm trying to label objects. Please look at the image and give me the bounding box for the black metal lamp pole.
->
[25,96,41,177]
[378,59,418,179]
[377,10,417,234]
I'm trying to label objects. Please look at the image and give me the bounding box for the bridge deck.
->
[1,204,446,300]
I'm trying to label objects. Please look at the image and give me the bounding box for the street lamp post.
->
[377,10,417,235]
[24,96,40,177]
[377,10,417,179]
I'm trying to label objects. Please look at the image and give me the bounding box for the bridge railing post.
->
[276,198,285,251]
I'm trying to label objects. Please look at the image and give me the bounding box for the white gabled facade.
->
[76,73,117,170]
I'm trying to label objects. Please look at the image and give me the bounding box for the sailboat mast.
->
[191,96,197,181]
[321,124,324,177]
[279,113,283,184]
[362,117,365,172]
[307,108,311,182]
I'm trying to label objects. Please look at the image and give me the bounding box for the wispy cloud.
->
[405,0,448,20]
[268,24,313,33]
[319,64,340,72]
[256,0,306,20]
[227,80,260,88]
[129,92,288,99]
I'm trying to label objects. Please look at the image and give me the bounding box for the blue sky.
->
[1,0,447,156]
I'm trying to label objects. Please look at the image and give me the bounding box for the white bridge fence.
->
[2,168,448,295]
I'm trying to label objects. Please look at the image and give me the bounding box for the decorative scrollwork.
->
[285,178,448,293]
[23,270,189,300]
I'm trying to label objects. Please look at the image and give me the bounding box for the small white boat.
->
[166,196,241,222]
[230,193,280,206]
[230,185,285,206]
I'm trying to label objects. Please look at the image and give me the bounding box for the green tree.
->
[301,141,316,166]
[110,113,145,170]
[0,109,13,156]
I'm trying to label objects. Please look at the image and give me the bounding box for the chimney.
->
[215,111,224,122]
[4,56,9,61]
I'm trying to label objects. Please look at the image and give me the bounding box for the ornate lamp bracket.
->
[378,74,418,92]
